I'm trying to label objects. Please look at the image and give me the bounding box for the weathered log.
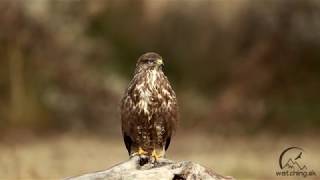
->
[65,156,235,180]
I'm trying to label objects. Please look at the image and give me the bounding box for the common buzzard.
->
[121,52,178,160]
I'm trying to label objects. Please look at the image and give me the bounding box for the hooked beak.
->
[155,58,164,66]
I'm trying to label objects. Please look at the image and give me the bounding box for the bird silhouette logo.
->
[276,146,317,177]
[279,147,306,170]
[279,147,307,170]
[294,152,302,161]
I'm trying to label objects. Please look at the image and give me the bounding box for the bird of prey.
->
[121,52,178,160]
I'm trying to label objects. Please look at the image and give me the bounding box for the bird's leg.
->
[138,147,148,155]
[151,149,164,163]
[151,149,160,161]
[131,147,148,157]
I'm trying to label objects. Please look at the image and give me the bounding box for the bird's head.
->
[136,52,164,72]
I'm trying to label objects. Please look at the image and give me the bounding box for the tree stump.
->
[65,156,235,180]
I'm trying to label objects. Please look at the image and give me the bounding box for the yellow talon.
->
[131,147,148,157]
[138,147,148,155]
[151,149,161,161]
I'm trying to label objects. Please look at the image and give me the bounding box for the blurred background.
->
[0,0,320,179]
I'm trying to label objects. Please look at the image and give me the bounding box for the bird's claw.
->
[151,149,162,163]
[131,147,148,156]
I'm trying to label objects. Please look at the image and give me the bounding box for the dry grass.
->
[0,132,319,180]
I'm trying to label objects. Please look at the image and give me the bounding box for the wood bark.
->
[65,156,235,180]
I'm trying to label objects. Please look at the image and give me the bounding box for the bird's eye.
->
[144,59,153,64]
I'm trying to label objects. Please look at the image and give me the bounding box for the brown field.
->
[0,132,319,180]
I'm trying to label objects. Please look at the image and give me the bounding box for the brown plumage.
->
[120,52,178,159]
